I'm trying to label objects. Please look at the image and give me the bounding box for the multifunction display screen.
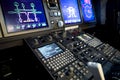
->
[38,43,63,59]
[80,0,96,22]
[59,0,82,24]
[0,0,48,33]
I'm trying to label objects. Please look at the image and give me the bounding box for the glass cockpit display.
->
[38,43,63,59]
[80,0,96,22]
[59,0,82,25]
[0,0,48,33]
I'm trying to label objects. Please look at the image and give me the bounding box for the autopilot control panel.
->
[25,31,120,80]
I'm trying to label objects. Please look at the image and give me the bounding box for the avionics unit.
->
[59,0,82,26]
[0,0,51,37]
[25,35,93,80]
[80,0,96,23]
[44,0,64,29]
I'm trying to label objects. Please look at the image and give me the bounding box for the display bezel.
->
[0,0,51,37]
[58,0,83,27]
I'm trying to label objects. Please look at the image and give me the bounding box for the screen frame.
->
[79,0,96,24]
[58,0,83,27]
[0,0,51,37]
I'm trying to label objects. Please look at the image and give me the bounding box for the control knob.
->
[58,20,64,27]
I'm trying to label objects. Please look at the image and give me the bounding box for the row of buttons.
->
[49,11,61,17]
[67,41,87,53]
[110,51,120,64]
[56,60,92,80]
[87,38,102,48]
[42,49,76,72]
[97,43,115,58]
[72,60,90,76]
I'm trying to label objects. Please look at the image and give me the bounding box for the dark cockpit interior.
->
[0,0,120,80]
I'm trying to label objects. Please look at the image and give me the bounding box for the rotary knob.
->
[58,20,64,27]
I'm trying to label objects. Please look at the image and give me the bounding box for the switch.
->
[58,20,64,27]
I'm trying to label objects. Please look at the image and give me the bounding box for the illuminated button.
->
[60,40,63,42]
[51,21,54,24]
[75,65,78,68]
[54,12,58,16]
[86,70,89,73]
[53,56,55,59]
[58,11,61,16]
[27,24,31,28]
[49,66,52,69]
[50,58,53,60]
[83,68,86,71]
[72,62,75,65]
[16,25,21,29]
[70,78,73,80]
[81,46,83,49]
[47,59,50,62]
[38,23,41,27]
[21,25,25,29]
[43,60,46,63]
[54,64,57,67]
[42,23,47,26]
[52,66,55,69]
[56,67,59,70]
[84,44,87,47]
[54,68,57,71]
[77,79,80,80]
[42,58,45,61]
[46,64,50,67]
[73,75,77,79]
[32,24,36,28]
[101,57,105,60]
[60,74,64,78]
[83,72,86,75]
[77,67,81,70]
[58,71,61,75]
[80,70,83,73]
[90,55,94,59]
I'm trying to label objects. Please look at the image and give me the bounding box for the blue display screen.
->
[59,0,82,24]
[38,43,63,59]
[81,0,96,22]
[0,0,48,33]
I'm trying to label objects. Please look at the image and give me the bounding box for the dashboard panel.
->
[0,0,120,80]
[0,0,64,37]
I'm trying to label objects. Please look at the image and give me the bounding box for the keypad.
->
[42,49,76,72]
